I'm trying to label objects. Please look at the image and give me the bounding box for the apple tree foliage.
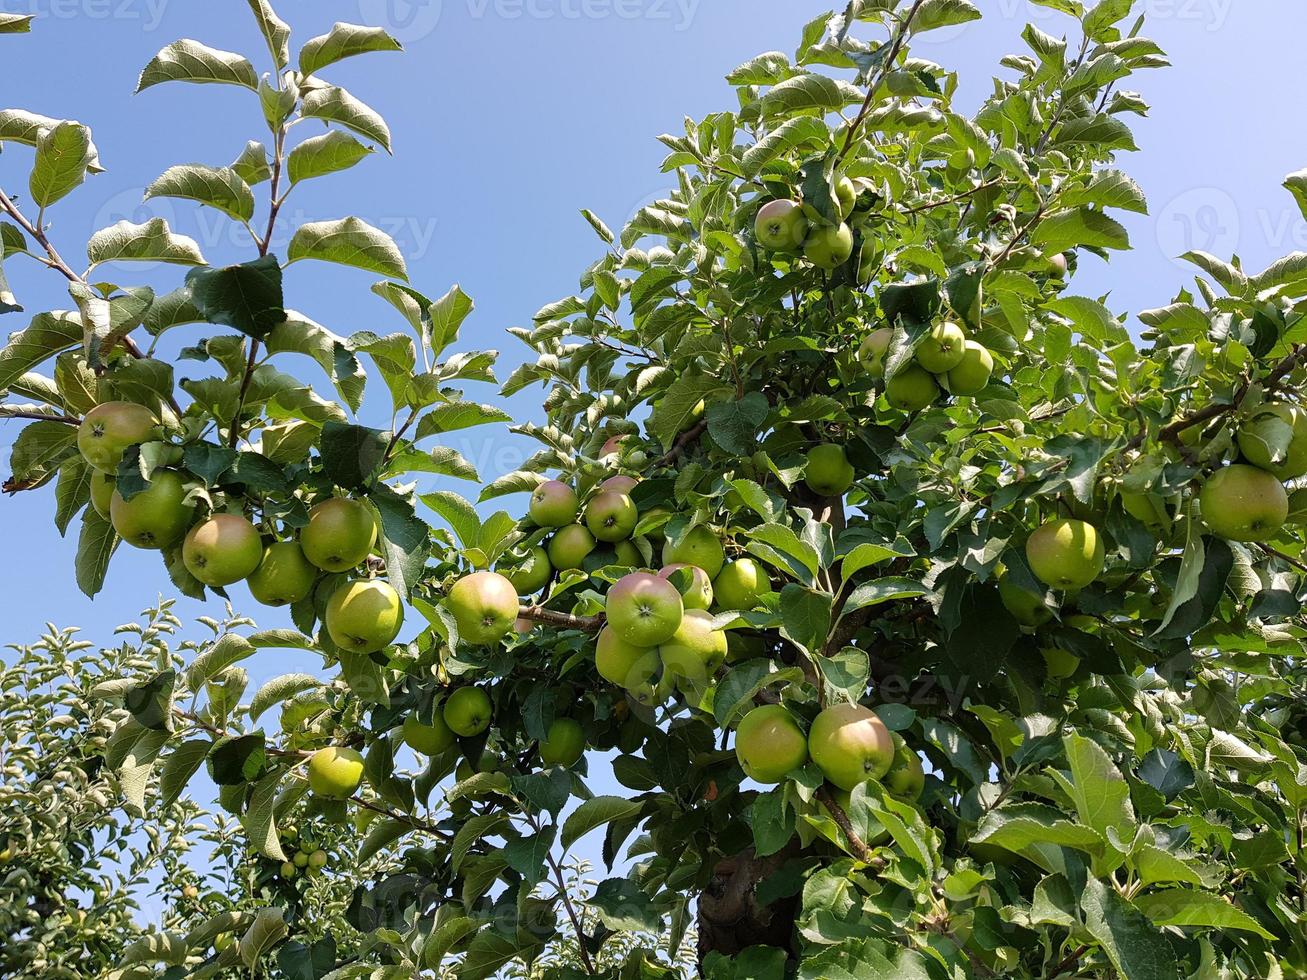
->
[3,1,1307,978]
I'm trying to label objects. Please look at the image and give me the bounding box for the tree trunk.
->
[696,846,800,969]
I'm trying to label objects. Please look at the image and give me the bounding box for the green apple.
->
[455,750,501,782]
[1026,519,1105,590]
[640,505,673,543]
[622,650,674,706]
[997,572,1053,627]
[858,327,894,379]
[89,471,116,518]
[1041,646,1081,680]
[539,718,585,767]
[1238,403,1307,479]
[594,626,654,687]
[804,444,855,497]
[804,222,854,270]
[754,199,809,251]
[658,609,728,690]
[443,686,493,737]
[734,704,808,784]
[529,480,580,527]
[110,470,196,550]
[834,176,857,219]
[602,475,639,495]
[884,734,925,801]
[658,563,713,610]
[612,539,642,567]
[606,571,684,646]
[77,401,157,474]
[247,541,318,606]
[944,341,995,396]
[584,490,639,542]
[1048,252,1068,278]
[280,862,297,879]
[300,498,377,573]
[1200,464,1289,542]
[293,852,309,868]
[325,579,403,653]
[448,571,520,645]
[403,713,456,756]
[662,526,725,579]
[808,702,894,791]
[547,524,596,570]
[885,365,940,411]
[308,849,328,870]
[712,558,767,612]
[915,321,967,374]
[307,746,364,798]
[182,514,263,587]
[498,545,552,596]
[600,435,628,459]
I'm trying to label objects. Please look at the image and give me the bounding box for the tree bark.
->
[696,845,800,969]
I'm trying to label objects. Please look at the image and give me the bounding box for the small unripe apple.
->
[584,490,639,542]
[183,514,263,587]
[529,480,580,528]
[402,713,456,756]
[858,328,894,379]
[662,526,726,579]
[944,340,995,396]
[658,609,728,691]
[292,851,309,868]
[599,435,628,459]
[607,571,684,647]
[447,571,520,645]
[89,471,116,518]
[78,401,157,474]
[308,849,328,869]
[834,176,857,220]
[884,734,925,801]
[754,199,809,251]
[915,321,967,374]
[1199,464,1289,542]
[658,563,713,610]
[997,572,1053,627]
[498,545,552,596]
[247,540,318,606]
[594,627,655,687]
[808,702,894,791]
[443,686,493,737]
[612,538,642,567]
[325,579,404,653]
[300,498,377,573]
[539,718,586,767]
[803,222,854,270]
[110,470,196,550]
[602,475,639,495]
[885,365,940,411]
[735,704,808,784]
[547,524,596,571]
[307,746,365,798]
[804,444,855,497]
[280,861,297,879]
[1026,519,1105,590]
[713,559,768,612]
[1237,403,1307,479]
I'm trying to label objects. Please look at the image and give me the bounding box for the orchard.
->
[2,1,1307,978]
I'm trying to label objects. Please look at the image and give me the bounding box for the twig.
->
[836,0,928,165]
[655,420,708,468]
[0,410,80,425]
[814,786,885,869]
[527,811,595,975]
[518,605,605,634]
[1258,544,1307,574]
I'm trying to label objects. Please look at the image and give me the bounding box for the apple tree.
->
[3,1,1307,978]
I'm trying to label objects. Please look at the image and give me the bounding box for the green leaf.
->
[841,577,931,614]
[319,420,388,489]
[248,674,322,723]
[9,418,78,487]
[1059,169,1148,214]
[53,454,91,534]
[208,733,268,785]
[137,39,259,92]
[429,283,474,353]
[0,13,33,32]
[29,121,97,208]
[420,490,481,549]
[288,217,408,280]
[0,311,83,390]
[187,633,256,688]
[145,165,255,222]
[1030,207,1130,252]
[913,0,982,34]
[1134,889,1276,939]
[741,117,828,177]
[231,140,272,186]
[751,788,794,857]
[87,218,206,268]
[159,739,212,807]
[369,483,431,598]
[1057,733,1136,844]
[186,255,286,340]
[779,584,832,655]
[299,22,402,77]
[245,0,290,68]
[287,131,374,185]
[264,312,366,411]
[586,877,661,933]
[561,796,643,851]
[238,907,289,970]
[1082,0,1134,39]
[300,85,392,153]
[706,392,769,455]
[75,505,118,598]
[1079,878,1181,980]
[760,74,845,116]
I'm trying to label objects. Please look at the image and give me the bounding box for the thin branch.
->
[900,177,1005,216]
[1258,543,1307,574]
[518,605,605,634]
[836,0,927,165]
[0,409,80,425]
[654,420,708,469]
[814,786,885,869]
[527,811,595,975]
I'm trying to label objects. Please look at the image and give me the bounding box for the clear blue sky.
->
[3,0,1307,917]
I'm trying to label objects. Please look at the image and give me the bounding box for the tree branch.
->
[836,0,928,165]
[814,786,885,869]
[654,419,708,468]
[518,605,605,634]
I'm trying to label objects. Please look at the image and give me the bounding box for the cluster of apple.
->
[734,701,924,802]
[273,823,330,881]
[752,178,862,272]
[859,319,995,410]
[78,402,405,654]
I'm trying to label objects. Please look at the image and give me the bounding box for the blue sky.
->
[3,0,1307,924]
